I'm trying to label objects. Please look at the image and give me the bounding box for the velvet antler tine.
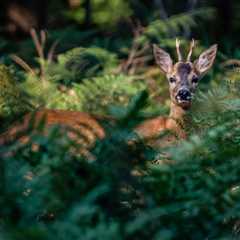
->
[176,38,183,62]
[187,39,195,62]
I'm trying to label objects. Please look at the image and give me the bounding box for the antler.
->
[176,38,183,61]
[186,39,195,62]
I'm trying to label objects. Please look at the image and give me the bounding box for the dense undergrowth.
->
[1,3,240,240]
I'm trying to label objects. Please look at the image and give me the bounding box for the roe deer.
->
[0,40,217,152]
[135,39,218,147]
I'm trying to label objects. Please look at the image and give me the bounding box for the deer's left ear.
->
[194,44,218,74]
[153,44,173,74]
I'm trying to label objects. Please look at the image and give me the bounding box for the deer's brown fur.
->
[0,109,106,148]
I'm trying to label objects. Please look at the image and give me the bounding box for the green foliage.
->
[0,65,31,120]
[1,84,240,239]
[187,79,240,134]
[146,120,240,239]
[0,96,147,240]
[19,72,145,114]
[19,74,62,109]
[18,47,122,111]
[74,74,145,114]
[137,8,215,45]
[2,2,240,239]
[136,8,215,63]
[65,0,132,28]
[48,47,119,85]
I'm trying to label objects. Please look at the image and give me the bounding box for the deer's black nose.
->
[176,89,191,101]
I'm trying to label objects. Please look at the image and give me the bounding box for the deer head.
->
[153,39,217,109]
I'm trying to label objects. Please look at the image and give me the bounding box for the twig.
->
[221,59,240,68]
[40,30,47,52]
[11,54,36,75]
[118,20,151,74]
[47,40,59,63]
[30,28,44,60]
[12,29,58,84]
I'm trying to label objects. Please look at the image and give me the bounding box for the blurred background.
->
[0,0,239,52]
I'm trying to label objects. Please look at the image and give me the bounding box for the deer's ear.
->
[194,44,217,75]
[153,44,173,74]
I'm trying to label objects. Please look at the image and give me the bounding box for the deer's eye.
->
[192,76,199,83]
[169,77,176,83]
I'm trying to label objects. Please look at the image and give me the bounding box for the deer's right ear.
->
[194,44,218,75]
[153,44,173,74]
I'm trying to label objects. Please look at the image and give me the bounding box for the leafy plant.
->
[47,46,119,85]
[74,74,145,114]
[65,0,132,28]
[0,65,32,120]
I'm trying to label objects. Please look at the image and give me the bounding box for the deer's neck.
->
[169,102,187,125]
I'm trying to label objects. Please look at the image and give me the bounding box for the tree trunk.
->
[84,0,92,26]
[215,0,232,39]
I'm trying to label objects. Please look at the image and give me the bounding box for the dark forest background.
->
[0,1,239,49]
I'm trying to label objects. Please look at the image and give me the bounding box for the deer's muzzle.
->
[176,88,192,102]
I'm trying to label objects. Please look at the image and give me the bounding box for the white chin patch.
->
[178,100,190,103]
